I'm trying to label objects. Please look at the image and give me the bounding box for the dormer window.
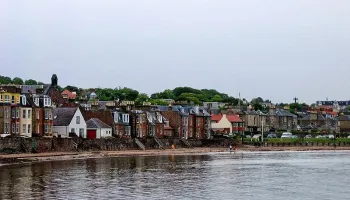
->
[44,97,51,107]
[4,95,10,103]
[34,97,39,106]
[21,95,26,105]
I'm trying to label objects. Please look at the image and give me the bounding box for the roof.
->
[211,114,223,121]
[275,109,297,117]
[61,90,77,99]
[81,110,114,126]
[245,110,267,115]
[86,118,111,129]
[53,107,77,126]
[337,115,350,121]
[226,115,243,122]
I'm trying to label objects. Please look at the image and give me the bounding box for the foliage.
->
[24,79,38,85]
[289,103,310,113]
[12,77,24,85]
[150,99,169,106]
[95,87,139,101]
[0,75,14,84]
[135,93,150,105]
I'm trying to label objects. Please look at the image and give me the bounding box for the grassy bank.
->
[244,138,350,144]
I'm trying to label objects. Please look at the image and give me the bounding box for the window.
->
[37,124,40,133]
[0,94,2,102]
[48,125,52,133]
[22,109,26,119]
[5,123,9,133]
[4,95,10,103]
[16,123,19,133]
[45,110,49,119]
[28,124,31,133]
[21,96,26,105]
[71,128,75,133]
[12,108,15,118]
[5,107,9,119]
[34,98,39,106]
[16,108,19,118]
[22,124,26,134]
[49,110,52,119]
[79,128,84,137]
[28,110,31,119]
[76,116,80,124]
[125,126,131,135]
[12,123,15,134]
[45,124,49,133]
[11,96,15,103]
[36,110,40,119]
[16,96,20,104]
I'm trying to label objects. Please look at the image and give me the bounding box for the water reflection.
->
[0,152,350,200]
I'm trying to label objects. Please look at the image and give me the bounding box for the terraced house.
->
[0,86,21,136]
[27,94,53,136]
[268,105,297,131]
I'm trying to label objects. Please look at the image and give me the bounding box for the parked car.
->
[292,135,298,139]
[267,133,277,138]
[316,135,324,138]
[281,132,293,138]
[245,135,251,138]
[328,134,335,139]
[348,135,350,138]
[305,134,312,139]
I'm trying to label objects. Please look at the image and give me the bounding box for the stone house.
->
[268,106,297,131]
[130,110,148,138]
[336,115,350,133]
[27,94,53,136]
[239,109,268,134]
[155,106,189,139]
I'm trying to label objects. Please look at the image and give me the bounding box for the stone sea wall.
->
[0,138,235,154]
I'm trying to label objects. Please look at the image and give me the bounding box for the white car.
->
[328,134,335,139]
[281,132,293,138]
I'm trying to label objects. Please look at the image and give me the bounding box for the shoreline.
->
[1,146,350,166]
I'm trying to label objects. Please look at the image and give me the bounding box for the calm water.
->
[1,151,350,200]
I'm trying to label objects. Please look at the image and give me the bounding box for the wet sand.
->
[1,146,350,165]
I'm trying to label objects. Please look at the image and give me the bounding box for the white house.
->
[53,107,86,138]
[86,118,112,139]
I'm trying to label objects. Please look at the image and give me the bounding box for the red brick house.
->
[155,106,189,138]
[130,110,148,138]
[27,94,54,136]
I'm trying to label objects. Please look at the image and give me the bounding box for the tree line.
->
[0,74,310,111]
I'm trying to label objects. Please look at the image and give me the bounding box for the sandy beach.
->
[1,146,350,165]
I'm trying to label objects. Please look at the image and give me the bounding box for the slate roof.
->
[300,114,326,121]
[245,110,267,115]
[337,115,350,121]
[86,118,111,129]
[275,109,297,117]
[53,108,77,126]
[21,85,39,94]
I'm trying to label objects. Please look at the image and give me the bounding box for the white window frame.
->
[45,124,49,133]
[28,124,31,133]
[4,95,10,103]
[11,95,15,104]
[76,116,80,124]
[12,123,15,134]
[22,109,26,119]
[16,123,19,133]
[22,124,26,134]
[36,110,40,119]
[28,109,31,119]
[16,108,19,118]
[45,110,49,119]
[0,94,2,102]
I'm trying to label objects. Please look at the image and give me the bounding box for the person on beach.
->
[229,145,232,153]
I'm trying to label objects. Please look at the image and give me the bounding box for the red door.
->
[87,130,96,139]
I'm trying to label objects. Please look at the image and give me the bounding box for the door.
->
[87,130,96,139]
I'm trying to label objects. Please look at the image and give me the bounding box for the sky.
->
[1,0,350,104]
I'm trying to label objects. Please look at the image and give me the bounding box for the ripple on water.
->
[1,151,350,200]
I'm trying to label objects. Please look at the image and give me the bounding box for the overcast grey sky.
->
[1,0,349,104]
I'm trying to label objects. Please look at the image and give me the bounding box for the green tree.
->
[135,93,150,105]
[211,94,223,102]
[65,85,79,92]
[25,79,38,85]
[12,77,24,85]
[150,99,169,106]
[0,75,12,84]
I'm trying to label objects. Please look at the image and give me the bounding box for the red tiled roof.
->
[211,114,223,121]
[226,115,242,122]
[61,90,77,99]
